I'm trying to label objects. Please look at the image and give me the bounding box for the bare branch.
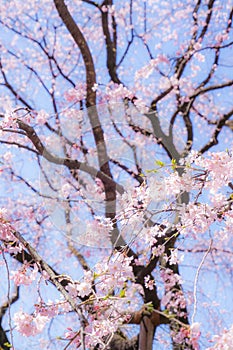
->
[101,0,121,83]
[16,118,125,194]
[53,0,96,105]
[199,108,233,153]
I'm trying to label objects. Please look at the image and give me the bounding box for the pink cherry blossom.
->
[0,1,233,349]
[11,263,38,286]
[14,311,48,337]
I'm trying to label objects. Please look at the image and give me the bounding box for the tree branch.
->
[101,0,121,83]
[199,108,233,153]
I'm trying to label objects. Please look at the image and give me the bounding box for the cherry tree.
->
[0,0,233,349]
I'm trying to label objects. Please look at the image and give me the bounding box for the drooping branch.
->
[64,200,90,272]
[12,230,81,312]
[0,286,19,350]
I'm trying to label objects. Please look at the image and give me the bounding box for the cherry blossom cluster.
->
[171,323,201,350]
[13,310,48,337]
[207,325,233,349]
[1,146,233,347]
[64,82,87,103]
[0,211,22,254]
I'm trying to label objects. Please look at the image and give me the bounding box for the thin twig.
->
[1,248,15,349]
[191,238,213,324]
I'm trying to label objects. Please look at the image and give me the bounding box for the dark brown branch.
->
[199,108,233,153]
[0,59,33,110]
[0,324,11,350]
[0,286,19,350]
[94,331,139,350]
[65,201,90,272]
[110,158,144,184]
[117,0,134,68]
[198,0,215,41]
[190,80,233,99]
[196,8,233,90]
[12,231,80,312]
[8,168,57,200]
[101,0,121,83]
[81,0,99,7]
[179,100,194,156]
[16,118,125,194]
[192,0,202,41]
[53,0,96,105]
[0,140,40,155]
[146,107,180,161]
[54,0,132,249]
[0,287,19,321]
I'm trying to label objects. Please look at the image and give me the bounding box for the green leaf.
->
[93,272,99,279]
[171,158,177,170]
[155,160,165,167]
[146,169,158,174]
[119,288,126,298]
[103,294,110,300]
[144,302,154,313]
[162,309,176,319]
